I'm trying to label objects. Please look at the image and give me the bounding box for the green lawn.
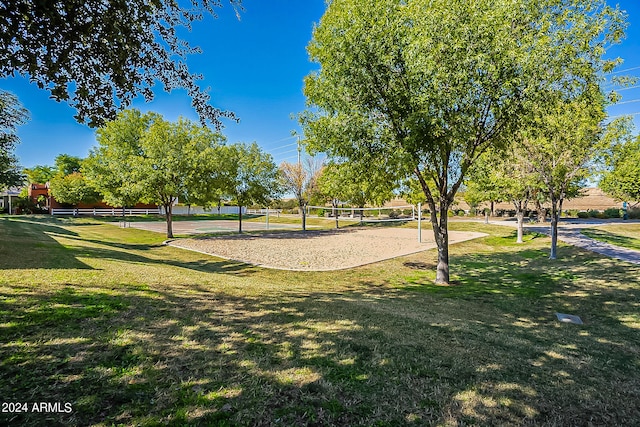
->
[582,223,640,251]
[1,216,638,426]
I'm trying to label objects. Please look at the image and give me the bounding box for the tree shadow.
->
[0,217,92,270]
[0,217,256,275]
[1,264,638,426]
[581,228,640,251]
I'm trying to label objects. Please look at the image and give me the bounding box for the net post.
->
[418,203,422,243]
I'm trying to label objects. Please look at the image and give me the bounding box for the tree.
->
[84,110,152,211]
[316,161,396,224]
[302,0,624,284]
[221,142,280,233]
[279,158,322,231]
[600,119,640,206]
[54,154,83,176]
[85,109,225,238]
[522,90,606,259]
[0,0,242,128]
[23,165,56,184]
[48,172,100,210]
[0,89,28,188]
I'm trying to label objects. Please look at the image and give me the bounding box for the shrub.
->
[577,211,589,219]
[447,210,455,217]
[388,210,399,219]
[604,208,621,219]
[316,208,325,217]
[457,210,466,216]
[588,209,600,218]
[402,208,413,216]
[628,207,640,219]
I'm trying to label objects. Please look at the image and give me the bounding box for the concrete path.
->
[474,218,640,265]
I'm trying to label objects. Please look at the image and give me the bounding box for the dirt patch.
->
[167,227,487,271]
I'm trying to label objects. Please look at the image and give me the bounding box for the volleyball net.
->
[305,205,416,223]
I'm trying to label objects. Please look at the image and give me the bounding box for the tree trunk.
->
[549,197,559,259]
[536,200,546,223]
[333,200,339,229]
[516,211,525,243]
[301,202,306,231]
[514,200,527,244]
[433,204,450,285]
[490,201,495,217]
[238,206,243,233]
[165,203,173,239]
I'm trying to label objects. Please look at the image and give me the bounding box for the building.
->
[0,188,21,213]
[25,182,158,215]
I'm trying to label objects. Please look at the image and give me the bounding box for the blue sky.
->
[3,0,640,169]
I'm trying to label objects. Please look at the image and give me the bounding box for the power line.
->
[609,98,640,106]
[264,135,296,145]
[609,112,640,118]
[608,65,640,75]
[613,85,640,92]
[268,143,298,153]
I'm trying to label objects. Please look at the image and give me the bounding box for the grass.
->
[581,223,640,251]
[1,215,639,426]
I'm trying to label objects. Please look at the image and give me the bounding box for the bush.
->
[577,211,589,219]
[628,207,640,219]
[316,208,325,217]
[402,208,413,216]
[566,209,579,218]
[447,210,455,217]
[388,210,399,219]
[604,208,621,219]
[588,209,600,218]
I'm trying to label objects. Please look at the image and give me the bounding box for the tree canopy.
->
[302,0,624,283]
[48,171,100,207]
[600,119,640,204]
[85,109,226,238]
[0,89,28,188]
[221,142,280,233]
[0,0,242,128]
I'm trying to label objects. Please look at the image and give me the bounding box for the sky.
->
[3,0,640,170]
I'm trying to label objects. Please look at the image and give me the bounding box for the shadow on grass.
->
[0,217,256,276]
[581,228,640,251]
[0,217,92,270]
[1,263,639,426]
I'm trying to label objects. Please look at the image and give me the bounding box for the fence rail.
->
[51,208,161,216]
[246,209,282,215]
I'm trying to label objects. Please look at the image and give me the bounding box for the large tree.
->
[302,0,624,284]
[48,172,101,210]
[600,119,640,207]
[316,161,397,224]
[85,109,225,238]
[220,142,280,233]
[23,165,56,184]
[0,0,242,128]
[0,89,28,188]
[523,90,606,259]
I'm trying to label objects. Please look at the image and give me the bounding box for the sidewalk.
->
[475,218,640,265]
